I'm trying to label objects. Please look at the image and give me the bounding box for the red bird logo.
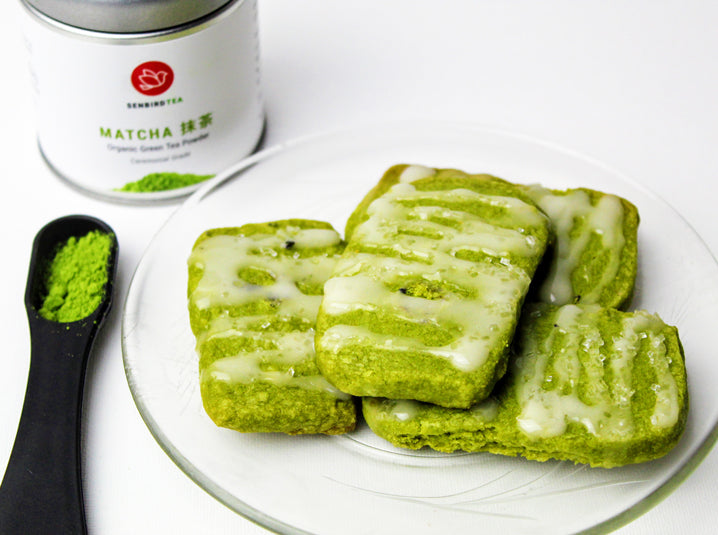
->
[137,68,168,91]
[131,61,174,96]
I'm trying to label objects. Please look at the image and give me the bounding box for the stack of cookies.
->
[186,164,687,468]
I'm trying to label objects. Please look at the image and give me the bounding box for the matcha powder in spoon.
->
[38,230,113,323]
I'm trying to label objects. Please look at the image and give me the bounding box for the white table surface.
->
[1,1,717,533]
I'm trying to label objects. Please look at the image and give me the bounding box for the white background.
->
[1,1,717,533]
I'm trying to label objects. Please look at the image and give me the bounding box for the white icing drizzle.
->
[515,305,680,439]
[291,228,344,249]
[318,182,544,371]
[629,312,679,428]
[527,187,626,305]
[202,354,351,400]
[383,396,498,423]
[189,227,346,397]
[468,397,500,422]
[200,316,315,365]
[189,231,339,311]
[398,164,436,183]
[390,400,422,421]
[516,305,610,438]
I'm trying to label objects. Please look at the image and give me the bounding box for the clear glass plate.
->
[121,121,718,535]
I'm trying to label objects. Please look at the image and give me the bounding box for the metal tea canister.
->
[21,0,264,201]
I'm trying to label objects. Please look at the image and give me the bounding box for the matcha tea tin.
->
[21,0,264,202]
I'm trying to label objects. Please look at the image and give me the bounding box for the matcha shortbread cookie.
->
[363,303,688,468]
[188,220,356,435]
[525,186,639,309]
[315,164,551,408]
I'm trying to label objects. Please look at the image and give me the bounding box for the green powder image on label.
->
[38,230,113,322]
[117,172,214,193]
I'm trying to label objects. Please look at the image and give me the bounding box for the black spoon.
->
[0,215,118,535]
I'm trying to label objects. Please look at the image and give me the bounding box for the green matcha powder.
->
[117,172,214,193]
[38,230,113,323]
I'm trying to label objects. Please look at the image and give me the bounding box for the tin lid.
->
[24,0,235,34]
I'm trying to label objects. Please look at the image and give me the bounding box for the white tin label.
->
[23,0,263,198]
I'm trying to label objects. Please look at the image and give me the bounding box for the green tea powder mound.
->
[38,230,113,323]
[118,172,213,193]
